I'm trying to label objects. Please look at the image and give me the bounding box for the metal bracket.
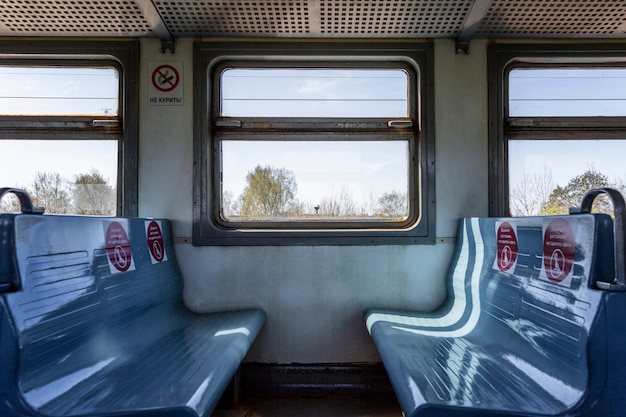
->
[455,40,471,55]
[455,0,493,54]
[133,0,175,54]
[160,40,176,54]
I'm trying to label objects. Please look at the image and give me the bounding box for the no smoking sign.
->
[148,62,183,106]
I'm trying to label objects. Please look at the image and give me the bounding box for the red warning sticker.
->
[145,220,167,264]
[104,221,135,274]
[540,218,576,286]
[495,221,518,273]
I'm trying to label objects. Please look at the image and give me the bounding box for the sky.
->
[0,66,118,116]
[509,140,626,188]
[0,140,118,189]
[221,68,408,118]
[509,68,626,117]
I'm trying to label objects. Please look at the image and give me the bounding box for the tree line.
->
[1,170,116,215]
[510,168,625,216]
[6,166,620,219]
[223,165,408,220]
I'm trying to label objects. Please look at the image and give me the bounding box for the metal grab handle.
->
[0,188,45,214]
[574,187,626,291]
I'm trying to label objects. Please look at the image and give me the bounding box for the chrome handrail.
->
[573,188,626,291]
[0,188,45,215]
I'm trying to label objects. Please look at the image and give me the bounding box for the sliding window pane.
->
[509,68,626,117]
[508,139,626,216]
[0,66,119,116]
[0,140,117,215]
[221,69,408,118]
[221,140,409,221]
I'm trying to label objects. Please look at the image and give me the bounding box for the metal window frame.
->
[0,40,139,216]
[193,41,435,246]
[488,43,626,217]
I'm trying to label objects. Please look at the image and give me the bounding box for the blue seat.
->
[366,210,626,416]
[0,213,266,417]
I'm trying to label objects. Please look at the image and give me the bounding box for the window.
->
[0,41,139,216]
[194,42,434,245]
[489,44,626,217]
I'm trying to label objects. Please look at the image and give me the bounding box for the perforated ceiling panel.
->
[0,0,153,36]
[319,0,473,36]
[153,0,471,37]
[478,0,626,36]
[154,1,310,36]
[1,0,626,39]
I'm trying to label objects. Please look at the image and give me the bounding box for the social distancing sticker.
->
[104,221,135,274]
[145,220,168,264]
[494,221,518,273]
[540,218,577,287]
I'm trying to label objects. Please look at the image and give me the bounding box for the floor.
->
[212,393,403,417]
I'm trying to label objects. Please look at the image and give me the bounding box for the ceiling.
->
[2,0,626,48]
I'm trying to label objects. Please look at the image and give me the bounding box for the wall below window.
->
[138,38,489,363]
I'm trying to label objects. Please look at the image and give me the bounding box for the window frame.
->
[488,44,626,217]
[0,40,139,216]
[194,41,435,246]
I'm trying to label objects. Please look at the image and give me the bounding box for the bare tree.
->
[73,170,115,215]
[510,168,554,216]
[30,172,72,214]
[614,175,626,198]
[221,190,240,218]
[318,186,358,217]
[360,190,379,217]
[0,192,23,213]
[376,191,407,219]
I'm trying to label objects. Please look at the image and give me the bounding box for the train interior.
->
[2,1,626,416]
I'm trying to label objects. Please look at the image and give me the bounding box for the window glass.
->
[509,68,626,117]
[0,66,119,116]
[221,140,408,221]
[221,68,408,118]
[498,58,626,217]
[508,139,626,215]
[0,140,117,214]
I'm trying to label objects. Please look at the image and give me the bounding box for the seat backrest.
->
[0,214,183,395]
[468,213,614,402]
[475,213,613,324]
[368,212,614,336]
